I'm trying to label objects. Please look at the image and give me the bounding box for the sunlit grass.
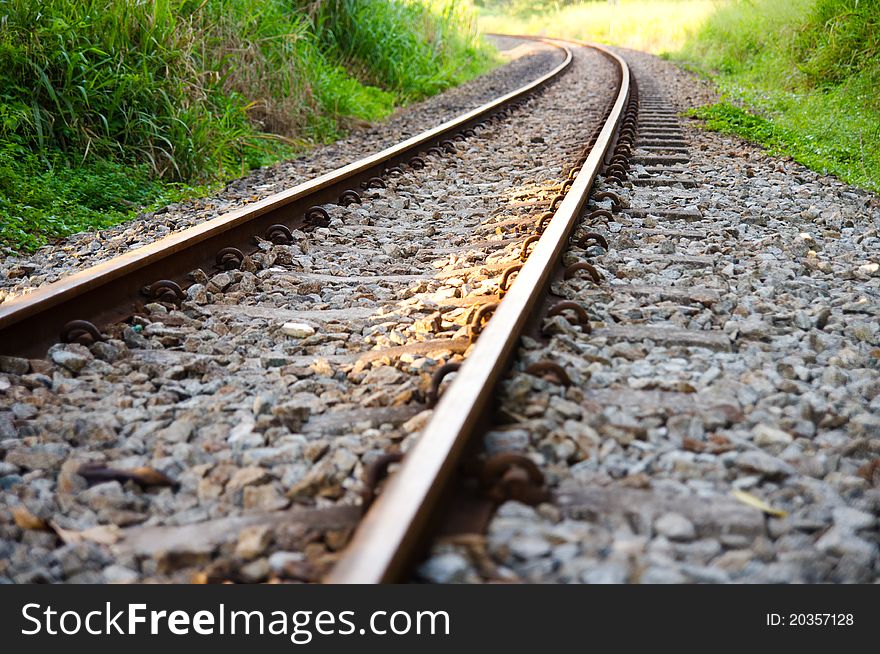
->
[477,0,720,54]
[674,0,880,192]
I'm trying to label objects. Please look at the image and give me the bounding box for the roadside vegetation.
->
[675,0,880,192]
[0,0,493,253]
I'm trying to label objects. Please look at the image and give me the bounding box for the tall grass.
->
[675,0,880,191]
[0,0,494,253]
[315,0,489,99]
[0,0,394,181]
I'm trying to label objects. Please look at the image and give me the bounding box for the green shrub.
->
[0,0,494,252]
[0,0,390,181]
[794,0,880,86]
[313,0,489,100]
[674,0,880,192]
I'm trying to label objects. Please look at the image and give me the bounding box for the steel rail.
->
[0,39,572,359]
[326,39,630,583]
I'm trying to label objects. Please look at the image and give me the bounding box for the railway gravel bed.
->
[0,42,617,583]
[418,49,880,584]
[0,36,562,302]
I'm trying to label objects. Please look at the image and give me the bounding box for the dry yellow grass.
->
[478,0,722,54]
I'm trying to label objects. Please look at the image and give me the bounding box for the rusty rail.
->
[0,39,572,359]
[326,38,631,583]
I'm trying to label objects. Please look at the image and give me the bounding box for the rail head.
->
[326,38,630,584]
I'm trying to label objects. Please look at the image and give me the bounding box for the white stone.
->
[832,507,875,532]
[509,535,552,559]
[281,322,315,338]
[417,552,472,583]
[752,424,793,446]
[654,512,696,541]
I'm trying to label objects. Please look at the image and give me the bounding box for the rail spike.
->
[427,362,462,407]
[481,453,551,506]
[265,224,294,245]
[361,176,386,190]
[535,211,554,233]
[468,302,499,343]
[524,361,573,387]
[60,320,104,345]
[520,235,541,261]
[563,262,603,283]
[304,206,331,228]
[146,280,185,305]
[547,300,592,333]
[498,264,523,297]
[216,247,244,270]
[360,452,405,511]
[592,190,622,210]
[575,231,609,251]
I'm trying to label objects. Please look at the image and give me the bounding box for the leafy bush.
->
[794,0,880,87]
[313,0,488,100]
[0,0,392,180]
[0,0,493,252]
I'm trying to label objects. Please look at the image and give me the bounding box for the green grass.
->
[0,0,494,254]
[674,0,880,192]
[685,102,853,177]
[476,0,718,54]
[0,142,217,253]
[317,0,493,100]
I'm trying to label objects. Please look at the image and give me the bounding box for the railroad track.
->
[2,34,877,586]
[0,40,574,360]
[0,36,633,583]
[327,39,633,582]
[331,42,879,584]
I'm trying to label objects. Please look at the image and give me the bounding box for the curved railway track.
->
[403,45,880,585]
[0,39,573,360]
[5,33,873,587]
[0,36,633,584]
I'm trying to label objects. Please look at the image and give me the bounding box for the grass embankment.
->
[476,0,717,53]
[674,0,880,192]
[0,0,493,253]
